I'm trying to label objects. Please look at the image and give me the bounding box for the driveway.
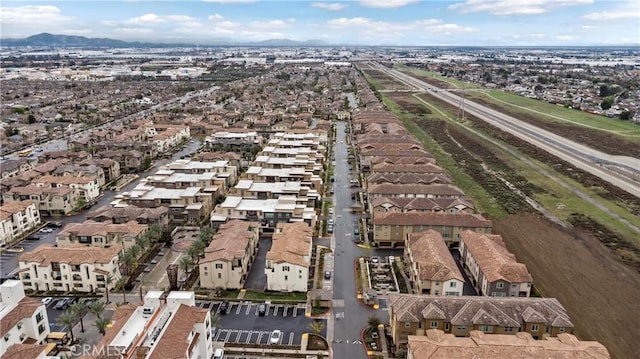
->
[243,238,271,291]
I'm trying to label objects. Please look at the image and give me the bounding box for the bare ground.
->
[494,214,640,359]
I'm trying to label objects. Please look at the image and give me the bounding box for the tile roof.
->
[148,304,209,359]
[201,220,257,263]
[370,197,474,212]
[0,200,35,221]
[58,220,147,239]
[407,330,610,359]
[367,173,452,185]
[92,304,138,356]
[374,212,492,228]
[0,296,43,337]
[388,294,573,329]
[368,183,465,197]
[460,231,533,283]
[2,344,48,359]
[266,222,312,267]
[19,244,122,267]
[372,163,445,174]
[406,230,464,282]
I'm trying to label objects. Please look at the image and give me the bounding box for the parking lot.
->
[199,301,325,347]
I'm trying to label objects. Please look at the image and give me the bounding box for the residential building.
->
[0,280,50,357]
[199,220,259,289]
[406,330,610,359]
[388,294,574,348]
[232,179,320,208]
[367,183,466,199]
[366,173,452,186]
[87,206,170,227]
[161,159,238,189]
[244,166,322,191]
[18,244,122,293]
[55,221,148,250]
[0,200,41,247]
[370,197,474,215]
[4,184,79,217]
[33,174,100,203]
[211,195,316,232]
[459,230,533,297]
[90,291,213,359]
[405,230,464,296]
[373,212,492,248]
[265,222,312,292]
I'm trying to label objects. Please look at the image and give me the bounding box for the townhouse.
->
[367,183,466,199]
[388,294,574,348]
[211,195,316,231]
[161,159,238,189]
[406,330,610,359]
[244,166,322,191]
[459,230,533,297]
[0,281,50,357]
[33,174,100,203]
[144,171,226,201]
[372,212,492,248]
[366,173,452,186]
[253,154,323,175]
[0,200,41,247]
[90,291,213,359]
[232,179,320,208]
[55,220,148,250]
[18,244,122,293]
[4,184,78,217]
[147,124,190,153]
[405,230,464,296]
[199,220,260,290]
[87,205,170,227]
[265,222,312,292]
[370,197,475,215]
[0,159,33,179]
[371,163,446,175]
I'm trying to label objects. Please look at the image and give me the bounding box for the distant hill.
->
[0,33,330,48]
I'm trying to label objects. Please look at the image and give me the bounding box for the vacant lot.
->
[494,214,640,359]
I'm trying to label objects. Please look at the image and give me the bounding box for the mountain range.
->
[0,33,331,48]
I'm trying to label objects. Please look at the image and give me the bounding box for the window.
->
[496,282,504,289]
[36,313,43,323]
[457,326,466,331]
[215,264,223,269]
[504,326,514,332]
[479,325,493,333]
[531,324,539,332]
[430,321,438,328]
[282,266,290,272]
[284,275,288,281]
[444,323,450,331]
[559,327,566,333]
[217,273,221,279]
[450,282,457,287]
[38,324,46,335]
[405,322,411,328]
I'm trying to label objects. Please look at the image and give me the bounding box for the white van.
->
[213,348,224,359]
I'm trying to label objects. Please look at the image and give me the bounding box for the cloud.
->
[359,0,419,8]
[208,14,224,21]
[449,0,593,16]
[582,9,640,20]
[250,19,292,29]
[312,2,347,11]
[0,5,72,26]
[554,35,575,41]
[326,17,477,37]
[202,0,258,3]
[125,13,197,25]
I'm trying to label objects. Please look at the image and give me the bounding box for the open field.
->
[359,68,412,91]
[394,64,481,89]
[363,75,640,358]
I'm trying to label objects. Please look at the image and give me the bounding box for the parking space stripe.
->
[272,305,279,316]
[234,303,241,315]
[246,330,253,344]
[223,330,231,342]
[247,304,253,315]
[235,330,242,342]
[288,332,294,345]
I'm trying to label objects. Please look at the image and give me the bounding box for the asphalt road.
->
[373,63,640,199]
[0,139,202,279]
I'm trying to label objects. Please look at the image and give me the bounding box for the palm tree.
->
[198,226,214,246]
[367,315,381,328]
[95,317,111,336]
[104,274,114,303]
[310,320,325,336]
[117,277,128,304]
[120,250,135,276]
[179,256,194,279]
[56,310,76,343]
[69,301,88,333]
[89,300,106,319]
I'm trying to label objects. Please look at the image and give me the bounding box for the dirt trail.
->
[494,214,640,359]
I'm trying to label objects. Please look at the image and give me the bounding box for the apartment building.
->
[370,197,475,215]
[367,183,466,199]
[366,173,452,186]
[268,132,327,150]
[33,174,100,203]
[0,200,41,247]
[211,195,316,231]
[0,280,50,357]
[372,212,492,248]
[232,179,320,208]
[147,125,191,153]
[144,171,226,200]
[388,294,574,348]
[55,220,148,250]
[18,244,122,293]
[87,206,170,227]
[90,291,213,359]
[4,184,79,216]
[161,159,238,188]
[405,230,464,296]
[244,166,322,191]
[114,185,213,226]
[406,330,610,359]
[265,222,312,292]
[199,220,259,289]
[205,131,263,148]
[258,146,325,164]
[459,230,533,297]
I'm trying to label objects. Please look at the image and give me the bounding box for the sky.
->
[1,0,639,46]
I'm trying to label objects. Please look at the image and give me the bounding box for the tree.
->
[104,275,114,303]
[95,317,111,336]
[117,277,128,304]
[27,114,36,123]
[310,320,325,336]
[89,300,106,319]
[179,255,194,279]
[69,301,88,333]
[367,315,381,328]
[56,310,76,343]
[601,96,615,110]
[142,156,152,171]
[619,110,634,121]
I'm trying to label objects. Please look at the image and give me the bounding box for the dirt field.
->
[494,214,640,359]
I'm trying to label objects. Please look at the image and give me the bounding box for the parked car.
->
[371,256,380,264]
[41,297,53,306]
[48,221,63,228]
[157,251,165,256]
[354,227,360,236]
[269,330,282,345]
[327,225,334,233]
[40,228,53,233]
[53,298,71,310]
[150,259,158,265]
[324,271,331,280]
[27,235,42,241]
[327,218,334,225]
[213,349,225,359]
[328,207,334,215]
[219,301,229,315]
[258,303,267,316]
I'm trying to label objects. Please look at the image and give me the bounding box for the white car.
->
[39,228,53,233]
[329,208,334,215]
[41,297,53,306]
[269,330,282,345]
